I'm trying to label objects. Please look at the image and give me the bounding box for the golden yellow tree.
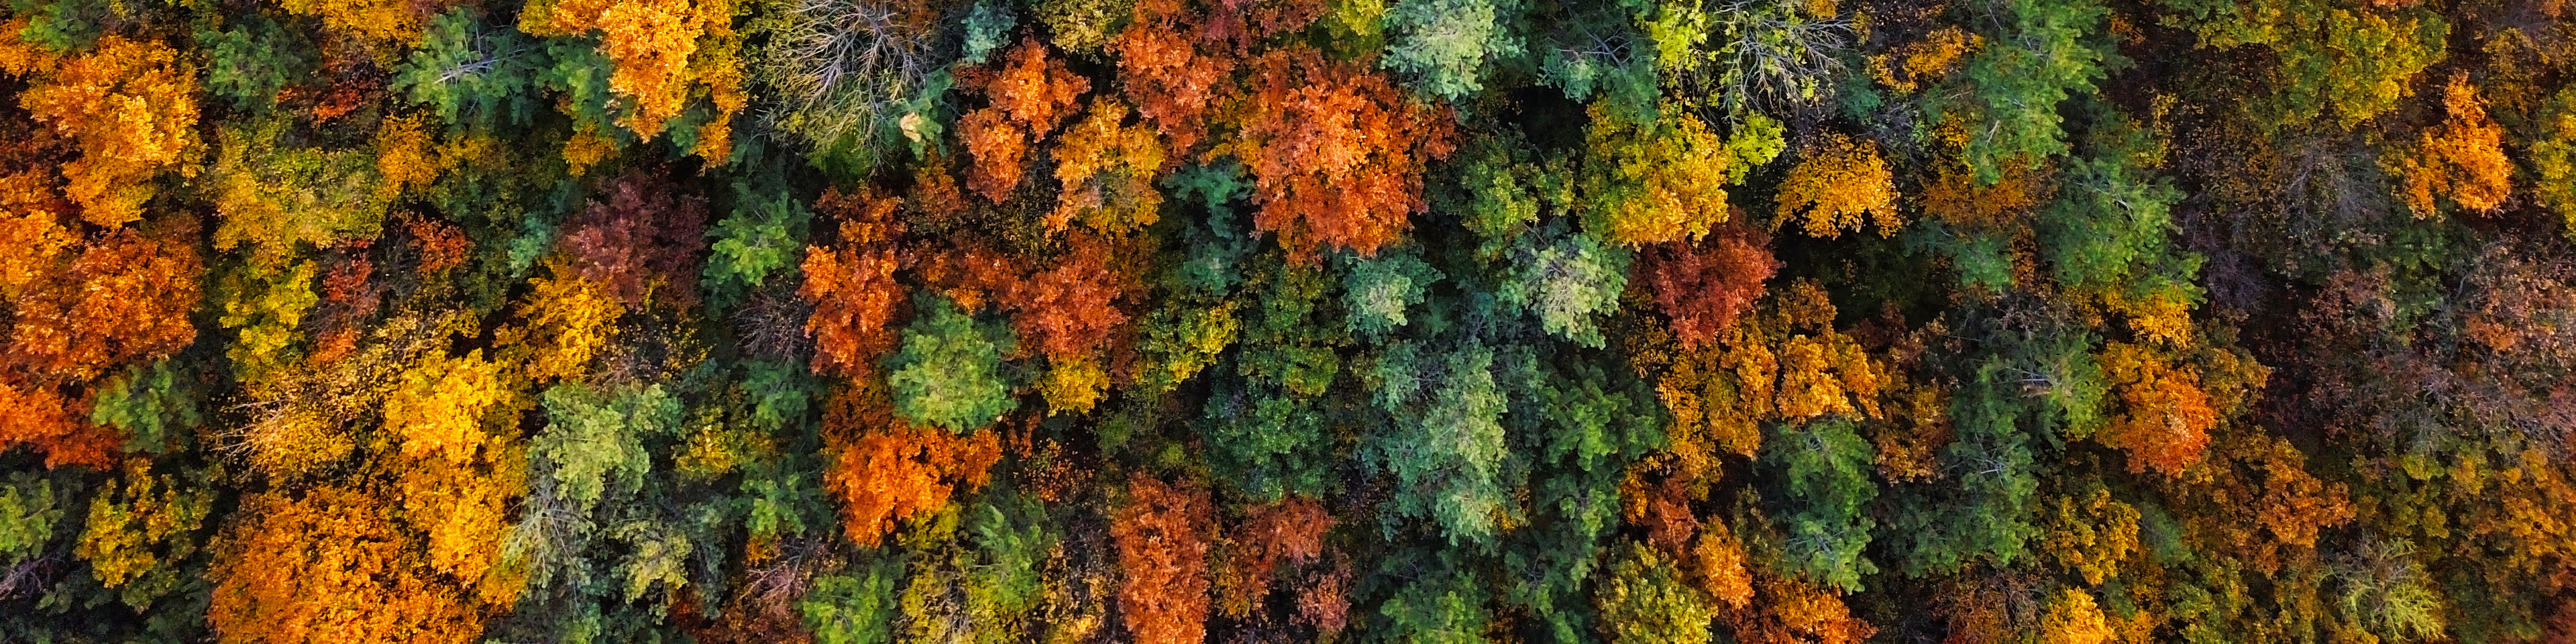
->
[0,34,202,227]
[1773,133,1900,238]
[2390,73,2510,217]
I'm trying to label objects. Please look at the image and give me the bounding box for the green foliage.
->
[802,559,904,644]
[1370,340,1511,544]
[1342,247,1444,339]
[885,295,1018,433]
[395,9,547,131]
[963,490,1052,625]
[1956,0,2110,183]
[1381,0,1521,102]
[2038,136,2194,294]
[0,472,65,567]
[89,362,202,454]
[1761,419,1878,592]
[535,383,681,513]
[704,184,814,301]
[1499,221,1631,347]
[199,15,311,111]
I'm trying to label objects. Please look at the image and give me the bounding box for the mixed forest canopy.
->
[3,0,2576,639]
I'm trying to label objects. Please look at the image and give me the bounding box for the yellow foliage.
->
[277,0,427,44]
[1041,354,1112,415]
[1052,99,1168,235]
[374,115,441,203]
[2040,484,2141,586]
[2039,590,2114,644]
[3,35,202,227]
[2106,288,2194,348]
[1870,28,1982,93]
[1585,103,1734,246]
[209,119,393,255]
[77,460,213,595]
[2390,74,2511,217]
[384,350,515,464]
[1774,133,1900,238]
[505,268,623,383]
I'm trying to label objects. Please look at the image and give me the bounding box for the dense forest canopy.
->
[3,0,2575,640]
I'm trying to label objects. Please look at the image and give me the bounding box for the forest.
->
[1,0,2573,638]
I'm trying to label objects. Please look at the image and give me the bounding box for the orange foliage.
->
[1233,46,1455,260]
[209,487,492,644]
[1114,473,1214,644]
[1642,220,1782,351]
[1226,496,1331,612]
[801,189,908,378]
[1110,0,1238,156]
[0,378,113,468]
[6,224,202,382]
[819,380,1004,547]
[2391,73,2510,217]
[523,0,745,151]
[1,34,202,227]
[1723,572,1876,644]
[1774,133,1901,238]
[961,38,1090,203]
[1005,233,1132,362]
[2096,342,2216,476]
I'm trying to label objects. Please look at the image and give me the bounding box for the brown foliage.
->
[564,168,708,310]
[1113,473,1214,644]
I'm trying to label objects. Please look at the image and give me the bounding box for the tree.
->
[801,189,908,377]
[562,167,710,310]
[209,487,491,644]
[1640,221,1780,350]
[1380,0,1520,102]
[2387,74,2509,218]
[1114,473,1213,644]
[1499,221,1632,347]
[1050,99,1167,235]
[2096,341,2214,476]
[1955,0,2108,183]
[1595,542,1715,644]
[0,34,201,227]
[521,0,747,155]
[883,294,1018,432]
[820,378,1004,547]
[1234,46,1456,260]
[1761,419,1878,592]
[1582,103,1735,246]
[961,36,1089,203]
[1772,133,1899,238]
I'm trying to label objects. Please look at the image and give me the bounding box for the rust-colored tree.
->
[800,189,908,378]
[960,37,1091,203]
[1231,46,1455,260]
[1114,473,1214,644]
[563,168,710,310]
[818,378,1004,547]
